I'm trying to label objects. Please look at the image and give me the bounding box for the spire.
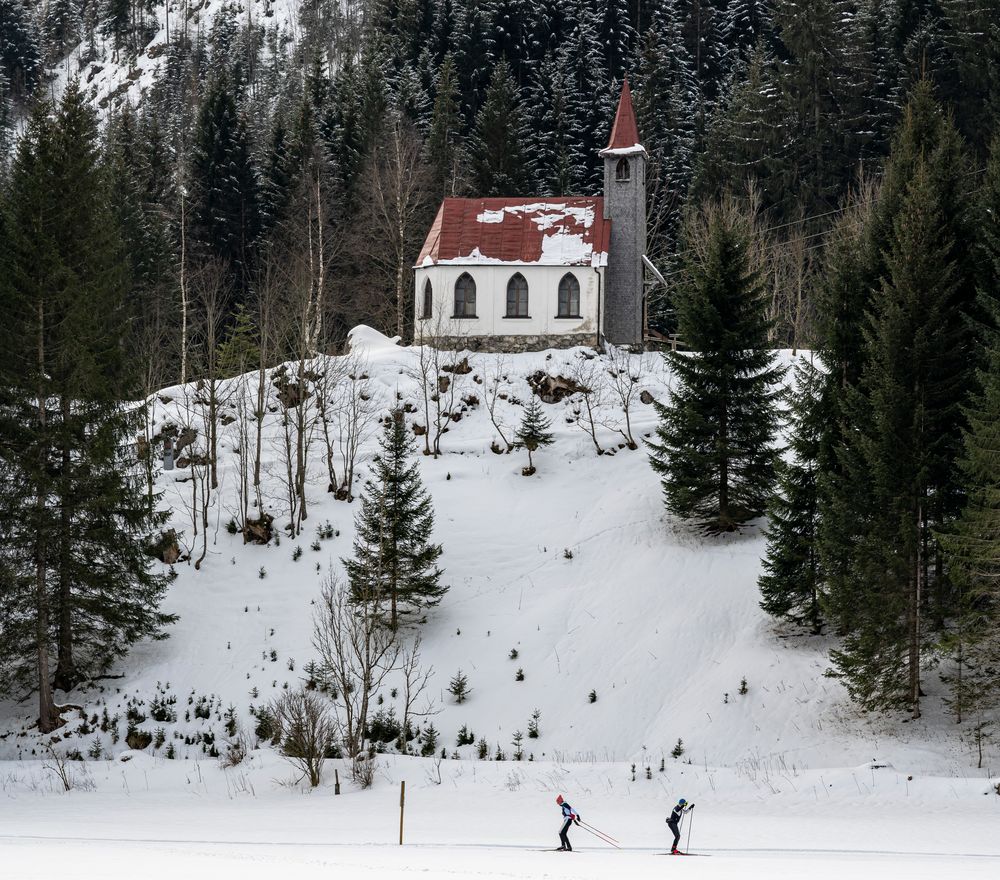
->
[600,79,645,156]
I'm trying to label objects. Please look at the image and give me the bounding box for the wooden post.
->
[334,768,340,795]
[399,781,406,845]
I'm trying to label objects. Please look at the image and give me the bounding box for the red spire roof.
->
[600,79,645,156]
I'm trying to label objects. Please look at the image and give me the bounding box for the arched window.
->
[558,273,581,318]
[616,158,630,181]
[421,278,433,320]
[505,273,529,317]
[454,272,477,317]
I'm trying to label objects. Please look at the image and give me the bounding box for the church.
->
[414,81,647,351]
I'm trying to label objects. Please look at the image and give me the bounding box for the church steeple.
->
[600,78,644,156]
[600,80,646,347]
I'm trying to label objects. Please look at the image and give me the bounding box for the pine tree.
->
[468,58,530,196]
[937,318,1000,744]
[344,408,445,630]
[189,72,260,303]
[647,200,784,533]
[635,3,697,293]
[425,54,465,198]
[515,397,554,476]
[524,51,575,195]
[0,0,43,100]
[0,84,175,722]
[759,357,825,633]
[828,158,968,718]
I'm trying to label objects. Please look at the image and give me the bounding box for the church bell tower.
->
[600,80,646,347]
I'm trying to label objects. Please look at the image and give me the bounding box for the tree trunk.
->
[35,305,58,732]
[53,395,76,692]
[909,499,923,719]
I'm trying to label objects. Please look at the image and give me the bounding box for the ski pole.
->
[578,823,621,849]
[685,809,694,853]
[579,821,619,844]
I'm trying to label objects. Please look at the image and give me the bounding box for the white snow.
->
[1,340,997,876]
[347,325,401,352]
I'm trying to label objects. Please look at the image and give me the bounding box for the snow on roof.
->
[415,198,610,269]
[599,79,646,158]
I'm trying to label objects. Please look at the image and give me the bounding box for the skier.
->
[555,794,581,851]
[666,798,694,853]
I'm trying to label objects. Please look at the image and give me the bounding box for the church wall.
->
[414,264,603,348]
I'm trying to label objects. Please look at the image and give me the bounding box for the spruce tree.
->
[189,72,260,303]
[344,409,445,630]
[828,158,967,718]
[647,200,784,533]
[425,54,465,198]
[515,397,554,476]
[937,321,1000,741]
[759,357,825,633]
[468,58,530,196]
[0,84,174,720]
[0,0,42,100]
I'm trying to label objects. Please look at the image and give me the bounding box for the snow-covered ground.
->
[1,328,998,876]
[2,753,998,879]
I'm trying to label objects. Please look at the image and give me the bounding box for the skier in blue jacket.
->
[667,798,694,853]
[555,794,581,851]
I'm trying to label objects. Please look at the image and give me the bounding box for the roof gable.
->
[416,198,610,268]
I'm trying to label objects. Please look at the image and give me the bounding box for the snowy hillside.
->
[3,329,1000,880]
[47,0,302,116]
[0,329,990,775]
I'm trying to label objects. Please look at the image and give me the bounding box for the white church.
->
[414,81,647,351]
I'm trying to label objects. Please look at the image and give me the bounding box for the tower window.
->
[615,158,630,181]
[454,272,477,317]
[505,273,529,317]
[557,273,581,318]
[421,278,433,319]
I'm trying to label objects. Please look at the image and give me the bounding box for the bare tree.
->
[312,571,400,768]
[410,308,468,457]
[314,351,351,495]
[484,353,515,452]
[360,112,433,340]
[604,345,641,450]
[270,687,337,788]
[397,634,436,752]
[568,354,606,455]
[332,356,379,501]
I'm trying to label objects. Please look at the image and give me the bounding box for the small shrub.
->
[292,546,303,562]
[366,707,401,744]
[448,670,471,704]
[527,708,540,739]
[477,738,489,759]
[588,689,597,703]
[515,668,524,682]
[310,540,321,552]
[512,730,524,761]
[165,742,176,759]
[258,566,267,579]
[739,677,748,696]
[225,518,239,535]
[421,723,439,757]
[254,707,278,743]
[456,724,475,747]
[87,738,104,760]
[563,548,573,559]
[671,738,685,759]
[509,648,518,660]
[154,727,166,749]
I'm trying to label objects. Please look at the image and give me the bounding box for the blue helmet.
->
[678,798,687,806]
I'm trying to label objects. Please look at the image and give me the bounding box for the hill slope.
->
[0,330,986,775]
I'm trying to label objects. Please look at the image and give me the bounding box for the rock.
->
[243,514,274,545]
[640,390,655,405]
[146,529,181,564]
[527,371,590,404]
[412,423,427,436]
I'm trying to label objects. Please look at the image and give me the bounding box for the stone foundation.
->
[435,333,599,354]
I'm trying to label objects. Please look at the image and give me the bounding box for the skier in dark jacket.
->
[667,798,694,853]
[555,794,581,851]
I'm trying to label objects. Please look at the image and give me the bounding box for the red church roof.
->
[416,198,610,268]
[600,79,645,156]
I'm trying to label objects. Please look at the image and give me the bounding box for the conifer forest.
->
[2,0,1000,815]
